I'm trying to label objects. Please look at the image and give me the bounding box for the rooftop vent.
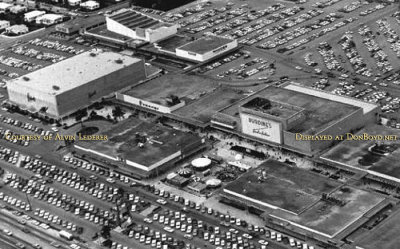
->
[115,59,123,64]
[53,85,60,91]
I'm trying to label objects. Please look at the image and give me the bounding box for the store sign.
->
[240,113,282,144]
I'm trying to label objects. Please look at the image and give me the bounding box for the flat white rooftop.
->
[9,50,141,95]
[284,83,378,114]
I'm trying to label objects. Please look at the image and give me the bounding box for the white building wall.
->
[106,17,139,40]
[146,25,178,43]
[116,93,185,113]
[176,39,238,62]
[106,16,178,43]
[7,83,59,116]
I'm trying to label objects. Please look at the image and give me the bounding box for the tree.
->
[112,106,124,119]
[100,225,111,238]
[89,110,97,118]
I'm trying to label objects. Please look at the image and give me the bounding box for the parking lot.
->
[172,0,400,124]
[0,35,90,84]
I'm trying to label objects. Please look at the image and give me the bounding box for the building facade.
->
[7,51,146,117]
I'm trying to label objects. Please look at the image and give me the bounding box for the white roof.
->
[0,20,10,25]
[9,50,142,95]
[80,0,98,7]
[24,10,46,19]
[206,178,221,186]
[39,14,63,21]
[0,2,11,9]
[191,158,211,168]
[6,24,28,32]
[68,0,81,3]
[10,5,26,10]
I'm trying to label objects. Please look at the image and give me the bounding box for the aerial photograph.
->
[0,0,400,248]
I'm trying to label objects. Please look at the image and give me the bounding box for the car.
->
[3,229,12,236]
[156,199,167,205]
[144,218,153,224]
[50,242,61,248]
[33,244,42,249]
[106,178,115,183]
[89,175,98,180]
[16,242,25,248]
[164,226,174,233]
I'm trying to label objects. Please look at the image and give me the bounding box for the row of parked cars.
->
[338,33,373,77]
[27,38,85,55]
[151,186,316,249]
[358,25,393,74]
[12,46,66,63]
[216,58,271,80]
[284,16,358,52]
[164,1,211,22]
[312,0,343,8]
[0,55,42,72]
[178,3,230,28]
[0,114,54,136]
[0,68,19,79]
[241,7,315,46]
[377,19,400,58]
[198,51,245,73]
[213,4,286,37]
[184,5,248,34]
[318,42,343,71]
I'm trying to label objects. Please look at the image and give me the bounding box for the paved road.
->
[0,207,91,249]
[0,233,19,249]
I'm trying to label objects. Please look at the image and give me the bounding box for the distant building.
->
[24,10,46,22]
[80,0,99,10]
[106,9,179,43]
[0,20,10,31]
[0,2,12,12]
[187,182,207,194]
[73,118,205,178]
[175,36,238,62]
[68,0,81,6]
[7,50,146,118]
[211,83,378,154]
[55,15,105,34]
[5,24,28,35]
[9,5,27,14]
[36,14,64,25]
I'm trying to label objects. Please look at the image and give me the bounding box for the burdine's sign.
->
[240,113,282,144]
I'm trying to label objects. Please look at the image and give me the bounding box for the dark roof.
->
[58,15,105,29]
[109,10,161,30]
[177,36,235,54]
